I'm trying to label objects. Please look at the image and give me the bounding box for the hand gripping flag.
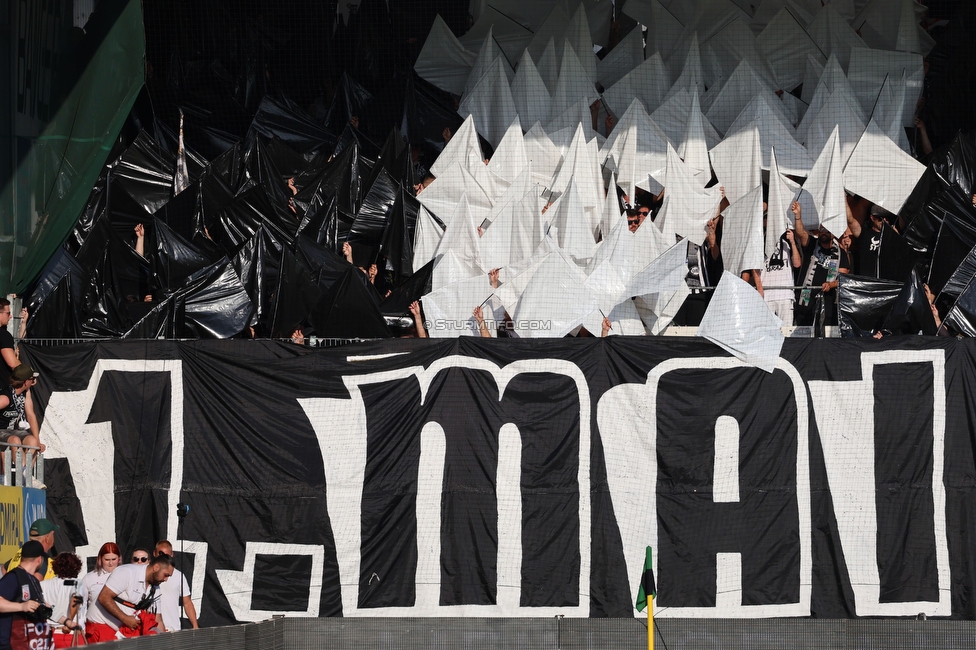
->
[636,546,656,612]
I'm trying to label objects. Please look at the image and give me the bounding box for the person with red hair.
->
[81,543,120,644]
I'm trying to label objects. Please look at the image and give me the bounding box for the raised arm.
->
[786,230,802,269]
[705,216,721,260]
[473,306,491,338]
[134,223,145,258]
[409,301,427,339]
[846,198,861,238]
[792,201,809,248]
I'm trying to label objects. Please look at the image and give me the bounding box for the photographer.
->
[93,554,174,639]
[41,553,84,648]
[0,541,54,650]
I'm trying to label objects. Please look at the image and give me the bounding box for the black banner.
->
[20,337,976,623]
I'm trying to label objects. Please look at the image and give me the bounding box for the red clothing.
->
[85,610,159,643]
[84,622,118,644]
[8,617,53,649]
[51,631,83,648]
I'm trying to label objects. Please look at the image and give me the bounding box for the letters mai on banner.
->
[20,339,971,623]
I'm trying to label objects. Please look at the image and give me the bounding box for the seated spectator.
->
[0,364,43,453]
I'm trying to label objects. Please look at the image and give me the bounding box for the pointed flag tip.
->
[635,545,656,612]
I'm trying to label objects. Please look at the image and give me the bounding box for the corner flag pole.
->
[636,546,656,650]
[648,590,654,650]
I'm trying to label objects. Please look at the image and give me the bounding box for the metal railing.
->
[102,616,976,650]
[21,337,367,347]
[1,441,45,488]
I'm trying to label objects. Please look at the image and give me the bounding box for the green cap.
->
[11,364,38,382]
[29,518,59,536]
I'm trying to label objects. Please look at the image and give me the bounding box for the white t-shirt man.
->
[90,563,156,629]
[155,568,191,632]
[762,234,796,324]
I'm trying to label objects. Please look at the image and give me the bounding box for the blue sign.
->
[22,488,46,537]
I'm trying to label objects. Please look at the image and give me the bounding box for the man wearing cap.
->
[152,540,198,632]
[91,554,174,640]
[0,364,42,453]
[2,519,58,580]
[0,540,55,650]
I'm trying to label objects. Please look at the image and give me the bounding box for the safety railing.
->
[20,337,367,347]
[0,441,45,488]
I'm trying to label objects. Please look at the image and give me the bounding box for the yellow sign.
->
[0,486,24,565]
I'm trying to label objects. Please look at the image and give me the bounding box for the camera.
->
[132,592,157,611]
[26,601,53,623]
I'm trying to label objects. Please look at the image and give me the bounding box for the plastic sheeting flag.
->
[709,121,763,204]
[698,271,785,373]
[657,144,723,243]
[766,148,801,260]
[719,185,766,277]
[843,119,925,216]
[798,125,847,238]
[422,274,494,338]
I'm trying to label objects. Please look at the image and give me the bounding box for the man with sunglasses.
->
[848,204,887,277]
[626,207,650,233]
[152,540,198,632]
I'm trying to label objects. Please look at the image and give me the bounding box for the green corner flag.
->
[636,546,656,612]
